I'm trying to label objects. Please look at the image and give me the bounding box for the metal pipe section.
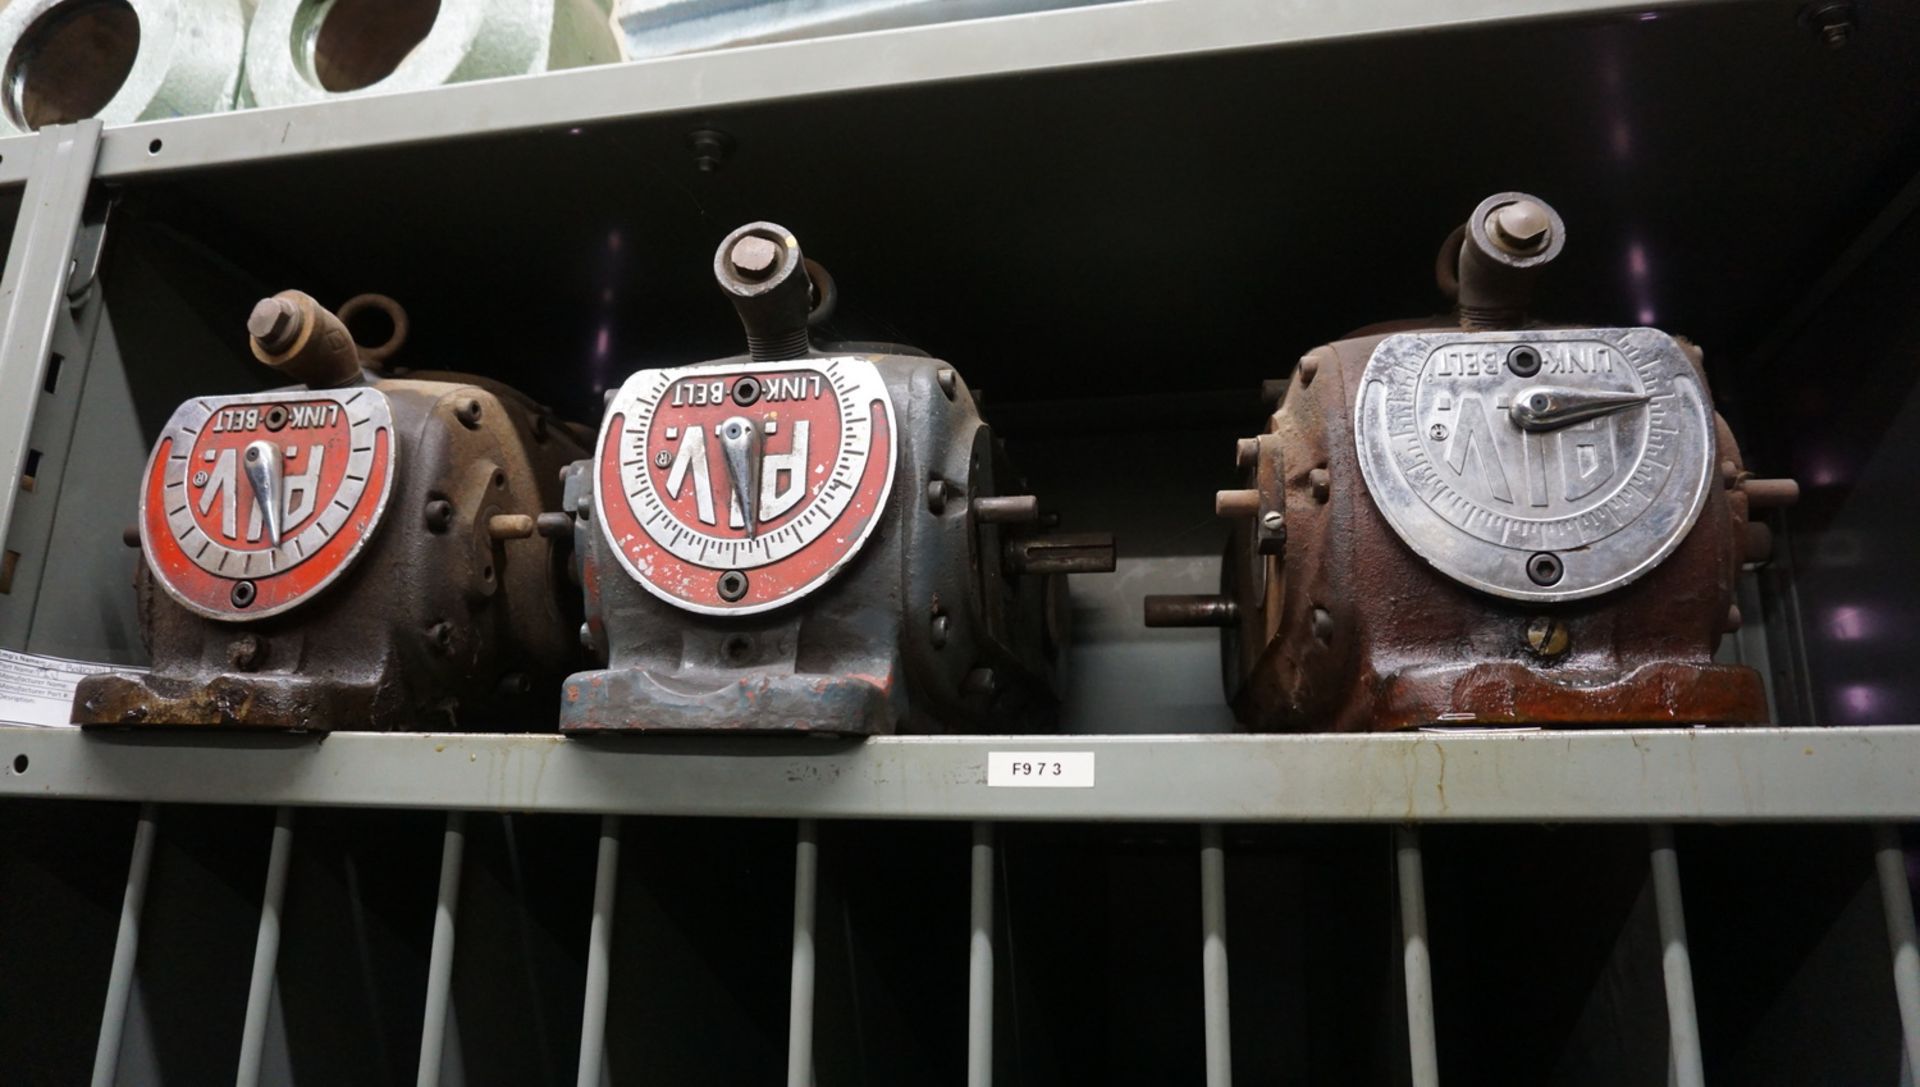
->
[1875,826,1920,1079]
[968,822,995,1087]
[575,815,622,1087]
[416,812,468,1087]
[237,807,296,1087]
[1650,825,1705,1087]
[91,802,158,1087]
[788,819,820,1087]
[1201,824,1232,1087]
[1396,826,1439,1087]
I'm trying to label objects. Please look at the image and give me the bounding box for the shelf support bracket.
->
[0,120,102,564]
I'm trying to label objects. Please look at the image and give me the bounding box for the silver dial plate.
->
[1353,327,1715,602]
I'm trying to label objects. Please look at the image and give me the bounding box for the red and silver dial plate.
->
[140,389,395,620]
[595,356,897,615]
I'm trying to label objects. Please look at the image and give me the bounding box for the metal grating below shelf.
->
[46,802,1920,1086]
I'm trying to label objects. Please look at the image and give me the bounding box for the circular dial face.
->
[1353,328,1714,602]
[140,389,395,620]
[596,357,897,616]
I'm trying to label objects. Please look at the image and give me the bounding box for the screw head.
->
[1261,510,1284,531]
[1429,423,1449,442]
[717,569,749,602]
[230,580,257,608]
[687,128,734,172]
[1524,615,1571,660]
[1490,200,1552,253]
[248,297,300,351]
[729,235,781,281]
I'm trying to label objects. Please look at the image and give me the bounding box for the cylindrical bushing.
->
[0,0,249,135]
[244,0,621,108]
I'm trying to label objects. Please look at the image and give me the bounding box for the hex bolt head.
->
[729,235,781,280]
[1490,200,1552,253]
[1524,616,1571,660]
[247,297,301,353]
[1308,467,1331,502]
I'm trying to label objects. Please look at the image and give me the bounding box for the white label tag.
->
[0,650,142,728]
[987,751,1095,788]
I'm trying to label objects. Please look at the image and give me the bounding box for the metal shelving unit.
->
[1,1,1918,1083]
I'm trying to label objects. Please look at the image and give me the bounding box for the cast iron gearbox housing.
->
[73,291,588,730]
[1148,192,1797,731]
[559,221,1115,735]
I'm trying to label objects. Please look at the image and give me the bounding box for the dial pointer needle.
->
[243,439,285,547]
[718,415,761,539]
[1509,386,1650,432]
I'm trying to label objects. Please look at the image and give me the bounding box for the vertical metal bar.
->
[1201,824,1232,1087]
[91,802,157,1087]
[968,822,996,1087]
[416,812,468,1087]
[575,814,621,1087]
[1396,825,1439,1087]
[0,120,101,552]
[235,807,296,1087]
[1650,825,1705,1087]
[787,819,819,1087]
[1875,826,1920,1080]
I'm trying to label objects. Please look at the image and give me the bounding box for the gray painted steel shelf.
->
[0,0,1689,187]
[2,724,1916,821]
